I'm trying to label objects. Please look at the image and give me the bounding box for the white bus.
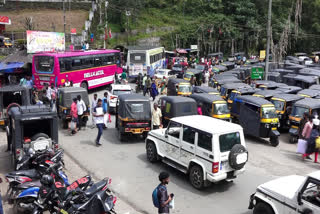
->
[127,46,165,78]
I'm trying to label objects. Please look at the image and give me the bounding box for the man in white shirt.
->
[77,95,87,130]
[93,99,104,146]
[152,103,162,129]
[91,94,98,128]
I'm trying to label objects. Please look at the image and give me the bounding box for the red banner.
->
[0,16,10,25]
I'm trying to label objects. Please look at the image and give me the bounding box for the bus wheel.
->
[81,82,88,91]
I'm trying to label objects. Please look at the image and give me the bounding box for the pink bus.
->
[32,50,123,90]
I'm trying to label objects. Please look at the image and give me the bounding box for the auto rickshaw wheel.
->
[81,82,88,91]
[62,119,68,129]
[118,130,124,142]
[289,136,298,144]
[270,136,279,147]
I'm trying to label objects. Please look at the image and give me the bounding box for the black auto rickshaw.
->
[255,80,286,90]
[208,52,223,62]
[293,75,319,89]
[267,72,281,83]
[253,90,280,101]
[270,94,304,130]
[57,87,90,129]
[297,89,320,98]
[212,75,242,90]
[282,74,298,86]
[183,69,202,85]
[221,61,235,70]
[115,94,151,141]
[220,83,251,100]
[0,85,32,129]
[231,95,280,146]
[309,85,320,90]
[159,96,197,127]
[289,98,320,143]
[227,87,259,107]
[167,78,192,96]
[190,93,231,121]
[7,105,58,166]
[192,86,220,95]
[275,86,302,94]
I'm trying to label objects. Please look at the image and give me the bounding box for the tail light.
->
[125,128,130,132]
[16,149,21,155]
[146,127,150,131]
[212,162,219,174]
[110,96,117,99]
[54,144,59,149]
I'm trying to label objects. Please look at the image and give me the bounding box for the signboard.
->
[191,45,198,50]
[260,50,266,60]
[251,67,264,80]
[70,28,76,35]
[0,16,11,25]
[27,31,65,54]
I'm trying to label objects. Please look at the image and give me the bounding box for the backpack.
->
[152,184,166,208]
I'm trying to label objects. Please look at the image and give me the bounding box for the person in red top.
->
[70,98,78,135]
[197,103,203,115]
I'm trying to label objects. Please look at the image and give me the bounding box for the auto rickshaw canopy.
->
[117,94,151,120]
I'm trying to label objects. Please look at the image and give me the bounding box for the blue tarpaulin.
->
[0,62,25,73]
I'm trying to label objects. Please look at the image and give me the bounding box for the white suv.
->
[108,84,132,113]
[145,115,248,189]
[249,171,320,214]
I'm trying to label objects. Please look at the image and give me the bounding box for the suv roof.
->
[171,115,242,134]
[111,84,132,90]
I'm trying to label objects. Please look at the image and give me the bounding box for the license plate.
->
[132,128,143,133]
[33,140,50,151]
[60,209,68,214]
[272,127,277,130]
[39,76,50,81]
[236,153,248,164]
[0,120,4,125]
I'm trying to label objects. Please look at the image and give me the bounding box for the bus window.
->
[34,56,54,73]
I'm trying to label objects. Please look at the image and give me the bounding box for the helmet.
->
[40,175,54,186]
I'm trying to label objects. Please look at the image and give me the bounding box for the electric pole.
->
[265,0,272,80]
[126,10,131,46]
[63,0,66,35]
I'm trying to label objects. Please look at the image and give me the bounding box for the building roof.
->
[171,115,242,134]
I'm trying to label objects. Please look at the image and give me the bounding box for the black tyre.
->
[81,82,88,91]
[270,136,279,147]
[289,136,297,144]
[253,202,274,214]
[228,144,248,170]
[189,165,204,190]
[118,130,124,142]
[62,119,68,129]
[146,141,158,162]
[31,133,49,141]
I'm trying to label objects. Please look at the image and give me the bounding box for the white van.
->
[145,115,248,189]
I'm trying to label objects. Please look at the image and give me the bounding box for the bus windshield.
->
[34,56,54,73]
[261,106,277,119]
[292,106,309,118]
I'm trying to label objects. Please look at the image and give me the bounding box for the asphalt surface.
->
[59,85,320,214]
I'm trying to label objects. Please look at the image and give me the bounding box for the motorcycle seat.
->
[84,180,107,197]
[8,169,39,178]
[17,179,41,189]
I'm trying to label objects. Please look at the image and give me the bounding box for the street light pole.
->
[265,0,272,80]
[104,1,108,49]
[126,10,131,46]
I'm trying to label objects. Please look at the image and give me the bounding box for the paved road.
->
[59,86,320,214]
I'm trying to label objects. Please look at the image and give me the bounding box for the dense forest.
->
[105,0,320,59]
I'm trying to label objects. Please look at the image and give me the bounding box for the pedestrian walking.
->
[121,70,127,84]
[299,112,309,139]
[146,75,152,96]
[302,115,314,160]
[93,99,104,146]
[154,172,173,214]
[143,74,147,96]
[152,103,162,130]
[70,98,78,135]
[304,116,320,162]
[150,80,158,101]
[102,92,109,129]
[91,93,98,128]
[77,95,87,130]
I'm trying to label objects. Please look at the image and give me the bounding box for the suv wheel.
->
[189,165,204,190]
[228,144,248,170]
[253,202,274,214]
[146,141,158,162]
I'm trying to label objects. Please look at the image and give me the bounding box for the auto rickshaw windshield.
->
[185,73,192,79]
[229,92,238,101]
[292,106,309,118]
[220,87,227,96]
[261,106,277,119]
[214,103,230,115]
[271,100,285,111]
[4,39,11,43]
[178,84,191,93]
